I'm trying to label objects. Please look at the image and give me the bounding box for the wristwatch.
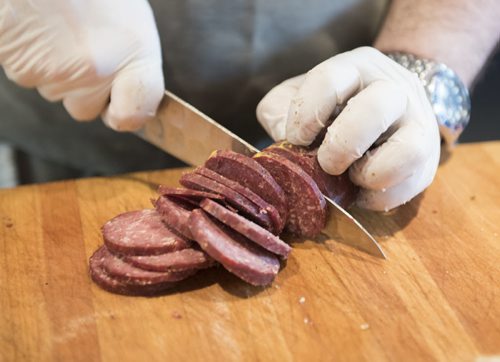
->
[386,52,471,147]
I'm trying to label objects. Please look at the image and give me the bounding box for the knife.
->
[136,90,386,259]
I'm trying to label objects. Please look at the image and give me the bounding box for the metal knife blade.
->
[135,90,258,166]
[136,90,386,259]
[323,198,386,259]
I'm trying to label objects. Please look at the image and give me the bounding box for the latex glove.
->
[0,0,164,131]
[257,47,440,211]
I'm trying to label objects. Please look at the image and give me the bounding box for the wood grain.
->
[1,141,499,362]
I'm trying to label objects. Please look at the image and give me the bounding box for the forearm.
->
[374,0,500,87]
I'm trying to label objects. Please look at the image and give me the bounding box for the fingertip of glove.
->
[102,64,164,132]
[102,107,152,132]
[354,190,397,212]
[316,142,348,176]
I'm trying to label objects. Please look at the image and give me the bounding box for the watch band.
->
[386,52,471,147]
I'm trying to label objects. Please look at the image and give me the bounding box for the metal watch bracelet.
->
[386,52,471,147]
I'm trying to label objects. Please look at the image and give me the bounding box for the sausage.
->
[254,152,327,238]
[194,166,284,234]
[122,248,215,272]
[89,246,181,296]
[103,209,191,256]
[157,186,224,206]
[188,209,280,286]
[180,172,273,231]
[154,196,194,239]
[263,142,358,208]
[99,246,196,285]
[92,145,359,294]
[204,150,288,225]
[200,198,291,258]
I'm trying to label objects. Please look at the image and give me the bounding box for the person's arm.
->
[374,0,500,87]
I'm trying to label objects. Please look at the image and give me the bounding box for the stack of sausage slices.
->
[89,142,358,296]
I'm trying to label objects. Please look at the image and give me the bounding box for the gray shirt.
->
[0,0,387,181]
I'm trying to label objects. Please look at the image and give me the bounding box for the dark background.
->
[460,51,500,143]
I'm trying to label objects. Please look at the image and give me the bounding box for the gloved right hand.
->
[256,47,441,212]
[0,0,164,131]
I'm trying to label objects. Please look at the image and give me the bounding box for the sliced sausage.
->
[204,150,288,224]
[154,196,194,239]
[254,152,327,238]
[99,246,196,285]
[157,186,224,206]
[89,246,180,296]
[194,166,284,234]
[200,198,291,258]
[122,248,215,272]
[103,209,191,256]
[188,209,280,286]
[263,142,358,208]
[180,172,273,231]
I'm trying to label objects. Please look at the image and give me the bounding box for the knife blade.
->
[135,90,258,166]
[136,90,386,259]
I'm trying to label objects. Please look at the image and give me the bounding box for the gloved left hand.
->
[257,47,441,211]
[0,0,164,131]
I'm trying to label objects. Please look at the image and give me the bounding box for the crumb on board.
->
[171,311,182,319]
[470,195,476,201]
[299,296,305,304]
[304,317,311,325]
[360,323,370,330]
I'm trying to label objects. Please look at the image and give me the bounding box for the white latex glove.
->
[257,47,441,211]
[0,0,164,131]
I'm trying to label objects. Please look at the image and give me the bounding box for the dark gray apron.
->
[0,0,387,183]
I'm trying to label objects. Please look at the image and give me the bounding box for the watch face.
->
[426,66,470,131]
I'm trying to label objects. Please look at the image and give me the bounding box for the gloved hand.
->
[0,0,164,131]
[257,47,441,211]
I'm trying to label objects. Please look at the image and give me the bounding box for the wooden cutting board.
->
[1,141,499,362]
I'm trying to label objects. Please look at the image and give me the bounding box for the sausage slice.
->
[200,198,291,258]
[99,246,196,285]
[89,246,181,296]
[155,196,194,239]
[103,209,191,256]
[157,186,224,206]
[195,166,284,234]
[263,142,358,208]
[254,152,327,238]
[204,150,288,224]
[180,172,273,230]
[188,209,280,286]
[123,248,215,272]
